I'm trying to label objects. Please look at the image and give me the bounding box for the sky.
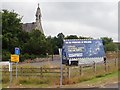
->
[1,0,118,42]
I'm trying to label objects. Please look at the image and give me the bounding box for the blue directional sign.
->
[15,47,20,55]
[62,39,105,58]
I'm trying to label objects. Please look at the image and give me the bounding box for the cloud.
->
[41,2,117,34]
[1,1,118,41]
[43,20,117,40]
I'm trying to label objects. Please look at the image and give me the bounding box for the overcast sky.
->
[1,0,118,41]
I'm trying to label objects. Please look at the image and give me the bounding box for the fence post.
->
[67,67,70,79]
[104,60,107,72]
[115,58,117,67]
[21,67,22,76]
[62,67,64,79]
[108,64,110,72]
[93,61,96,73]
[40,67,43,77]
[80,66,83,76]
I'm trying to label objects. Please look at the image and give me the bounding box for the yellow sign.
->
[11,54,19,62]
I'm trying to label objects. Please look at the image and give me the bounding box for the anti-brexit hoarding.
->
[62,39,105,59]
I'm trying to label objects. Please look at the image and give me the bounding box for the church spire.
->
[38,3,39,8]
[36,3,41,22]
[22,3,44,34]
[35,3,44,34]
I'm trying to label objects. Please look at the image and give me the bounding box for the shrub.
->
[29,54,36,59]
[2,50,11,61]
[20,53,31,62]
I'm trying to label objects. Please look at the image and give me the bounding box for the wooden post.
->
[115,58,117,67]
[108,65,110,72]
[80,66,83,76]
[21,67,22,76]
[62,68,64,79]
[67,67,68,78]
[105,61,107,72]
[69,67,70,79]
[67,67,70,79]
[63,67,66,79]
[40,67,43,77]
[16,62,18,79]
[93,62,96,73]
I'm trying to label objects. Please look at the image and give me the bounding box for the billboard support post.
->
[59,48,62,88]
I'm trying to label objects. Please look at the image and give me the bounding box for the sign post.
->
[9,47,20,86]
[9,61,12,72]
[14,47,20,79]
[16,62,18,79]
[11,54,19,79]
[59,48,62,88]
[9,61,12,87]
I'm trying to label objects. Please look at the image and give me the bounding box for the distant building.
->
[22,4,44,34]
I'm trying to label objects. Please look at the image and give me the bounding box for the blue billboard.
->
[62,39,105,58]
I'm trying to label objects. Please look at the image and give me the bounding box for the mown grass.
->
[90,71,118,83]
[62,70,118,86]
[61,61,118,85]
[62,70,118,88]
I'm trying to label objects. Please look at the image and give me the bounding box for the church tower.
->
[35,3,44,34]
[22,4,44,33]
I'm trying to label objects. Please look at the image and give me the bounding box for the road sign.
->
[11,54,19,62]
[15,47,20,55]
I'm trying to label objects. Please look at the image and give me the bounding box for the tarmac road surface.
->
[101,82,119,88]
[20,55,61,67]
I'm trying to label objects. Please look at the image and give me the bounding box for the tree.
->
[65,35,78,39]
[46,33,65,55]
[101,37,117,52]
[57,33,64,48]
[2,10,22,53]
[23,29,47,55]
[105,43,117,51]
[101,37,113,45]
[118,44,120,51]
[79,36,93,39]
[46,36,53,55]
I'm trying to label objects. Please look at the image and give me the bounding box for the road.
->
[61,82,119,88]
[19,56,117,68]
[102,82,119,88]
[20,56,61,67]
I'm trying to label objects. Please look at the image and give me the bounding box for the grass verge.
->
[2,61,118,88]
[62,71,118,88]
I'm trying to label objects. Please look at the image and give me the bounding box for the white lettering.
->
[65,40,92,44]
[68,53,83,57]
